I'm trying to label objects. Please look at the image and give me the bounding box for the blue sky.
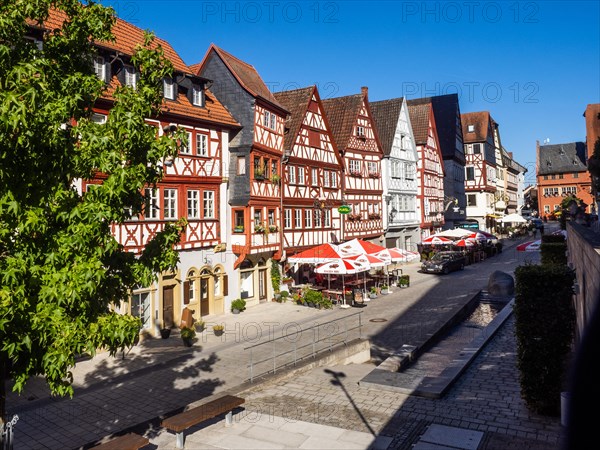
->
[102,1,599,184]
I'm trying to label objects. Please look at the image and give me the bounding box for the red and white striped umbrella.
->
[421,235,453,245]
[454,238,475,247]
[516,240,541,252]
[375,247,420,262]
[315,258,370,274]
[346,253,388,267]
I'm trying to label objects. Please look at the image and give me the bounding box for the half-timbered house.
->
[195,45,288,306]
[461,112,498,231]
[407,99,446,239]
[38,11,240,335]
[370,98,420,252]
[272,86,344,265]
[322,88,385,242]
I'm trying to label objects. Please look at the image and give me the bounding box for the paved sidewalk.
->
[6,232,554,449]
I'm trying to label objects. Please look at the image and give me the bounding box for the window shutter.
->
[223,275,228,296]
[183,280,190,305]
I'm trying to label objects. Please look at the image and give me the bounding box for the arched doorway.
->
[199,267,212,316]
[258,258,268,303]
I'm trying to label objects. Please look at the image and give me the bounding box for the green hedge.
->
[514,264,575,415]
[541,234,566,244]
[540,242,568,266]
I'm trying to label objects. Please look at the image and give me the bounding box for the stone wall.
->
[567,222,600,341]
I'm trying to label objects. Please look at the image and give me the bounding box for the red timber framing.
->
[462,111,497,194]
[322,87,385,241]
[62,13,240,255]
[273,86,344,256]
[407,100,445,236]
[195,45,288,268]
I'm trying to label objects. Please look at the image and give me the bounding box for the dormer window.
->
[163,78,175,100]
[192,85,204,106]
[124,66,138,89]
[468,124,475,133]
[25,36,43,51]
[263,110,276,130]
[93,56,106,82]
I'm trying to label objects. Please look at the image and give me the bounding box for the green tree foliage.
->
[0,0,185,421]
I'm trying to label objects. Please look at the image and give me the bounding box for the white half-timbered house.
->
[273,86,344,261]
[322,88,385,242]
[407,99,446,239]
[461,111,498,231]
[196,45,289,306]
[39,11,241,335]
[370,98,420,252]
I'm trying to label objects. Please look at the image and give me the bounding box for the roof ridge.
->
[212,44,257,71]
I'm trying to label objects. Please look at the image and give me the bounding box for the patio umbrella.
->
[436,228,473,238]
[337,238,387,258]
[288,243,342,264]
[516,240,541,252]
[346,253,388,295]
[500,213,527,223]
[315,258,370,308]
[454,238,475,248]
[421,235,453,245]
[376,247,420,263]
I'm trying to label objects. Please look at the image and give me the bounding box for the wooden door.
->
[163,285,174,328]
[258,269,267,302]
[200,277,210,316]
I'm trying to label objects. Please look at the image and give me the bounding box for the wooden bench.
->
[92,432,149,450]
[162,394,245,449]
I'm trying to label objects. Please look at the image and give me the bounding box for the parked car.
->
[421,251,466,275]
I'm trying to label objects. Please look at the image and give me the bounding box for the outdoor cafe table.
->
[322,289,344,305]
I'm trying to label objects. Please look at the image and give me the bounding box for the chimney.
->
[361,86,368,97]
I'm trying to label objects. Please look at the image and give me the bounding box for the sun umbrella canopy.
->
[516,240,541,252]
[346,253,388,267]
[375,247,419,262]
[421,235,453,245]
[454,238,475,247]
[337,238,387,257]
[436,228,473,238]
[500,213,527,223]
[288,243,342,264]
[315,258,370,275]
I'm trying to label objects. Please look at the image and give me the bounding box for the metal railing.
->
[245,311,363,383]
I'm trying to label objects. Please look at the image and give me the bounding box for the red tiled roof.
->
[406,99,431,145]
[273,86,314,150]
[194,44,286,112]
[36,8,189,73]
[321,94,364,150]
[370,98,404,156]
[32,8,239,128]
[461,111,491,143]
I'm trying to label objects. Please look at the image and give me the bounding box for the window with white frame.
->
[323,170,330,188]
[544,205,550,214]
[124,66,138,89]
[203,191,214,218]
[187,190,199,219]
[324,209,331,227]
[163,189,177,219]
[254,209,262,226]
[349,159,361,175]
[304,209,312,228]
[144,188,159,219]
[237,156,246,175]
[263,110,276,129]
[562,186,577,195]
[297,167,305,185]
[163,78,175,100]
[270,112,276,130]
[196,133,208,156]
[367,161,378,175]
[356,125,365,137]
[180,130,192,155]
[330,171,337,188]
[93,56,106,82]
[288,166,296,184]
[284,209,291,229]
[294,209,301,228]
[468,124,475,133]
[192,86,204,106]
[314,209,321,227]
[130,291,151,329]
[312,168,319,186]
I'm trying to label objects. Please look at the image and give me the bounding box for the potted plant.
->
[282,276,294,285]
[194,320,205,333]
[213,324,225,336]
[280,291,289,303]
[233,225,244,233]
[399,275,410,288]
[254,223,265,233]
[231,298,246,314]
[254,166,265,180]
[270,174,281,185]
[180,327,196,347]
[160,324,171,339]
[380,284,389,294]
[268,224,278,233]
[304,290,322,309]
[369,287,378,299]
